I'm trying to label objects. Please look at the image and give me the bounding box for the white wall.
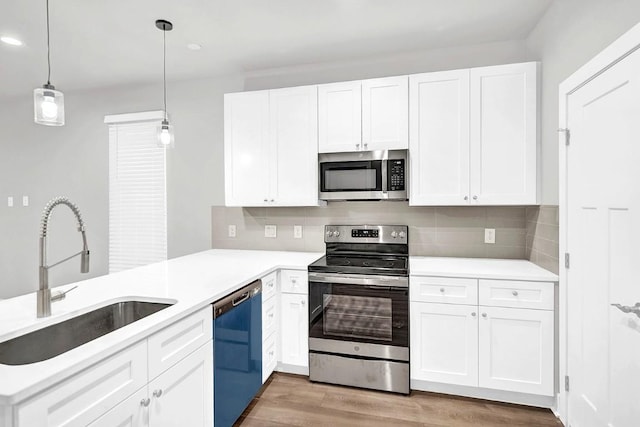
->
[526,0,640,204]
[0,74,243,298]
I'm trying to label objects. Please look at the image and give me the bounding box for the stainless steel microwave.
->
[318,149,408,201]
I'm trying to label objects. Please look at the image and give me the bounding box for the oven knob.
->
[391,231,398,238]
[399,231,406,239]
[334,231,340,237]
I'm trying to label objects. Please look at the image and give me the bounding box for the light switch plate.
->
[294,225,303,239]
[22,196,29,207]
[484,228,496,244]
[228,225,236,238]
[7,196,13,207]
[265,225,277,238]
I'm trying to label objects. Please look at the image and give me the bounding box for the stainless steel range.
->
[308,224,409,394]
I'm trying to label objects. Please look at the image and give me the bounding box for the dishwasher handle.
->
[213,280,262,318]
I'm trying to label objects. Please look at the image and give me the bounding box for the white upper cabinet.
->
[409,70,470,205]
[409,62,539,206]
[318,81,362,153]
[470,62,538,205]
[362,76,409,151]
[319,76,408,153]
[225,86,321,207]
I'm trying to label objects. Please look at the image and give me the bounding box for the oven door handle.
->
[308,272,408,288]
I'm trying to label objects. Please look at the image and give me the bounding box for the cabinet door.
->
[279,293,309,368]
[469,62,538,205]
[88,387,149,427]
[148,343,214,427]
[318,81,362,153]
[478,306,553,396]
[224,91,270,206]
[269,86,320,206]
[362,76,408,151]
[410,302,478,387]
[409,70,470,206]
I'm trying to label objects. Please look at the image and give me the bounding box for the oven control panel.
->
[325,225,408,244]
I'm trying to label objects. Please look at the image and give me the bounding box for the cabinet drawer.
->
[262,295,278,339]
[479,280,554,310]
[262,271,278,301]
[410,276,478,305]
[280,269,308,294]
[262,333,277,383]
[17,341,147,427]
[148,306,212,380]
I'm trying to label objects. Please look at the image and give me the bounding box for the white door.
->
[269,85,319,206]
[566,47,640,427]
[88,387,149,427]
[478,306,554,396]
[149,344,213,427]
[469,62,538,205]
[279,293,308,367]
[410,302,478,387]
[362,76,408,151]
[318,81,362,153]
[224,90,270,206]
[409,70,470,206]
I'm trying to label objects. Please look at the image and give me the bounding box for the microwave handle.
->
[381,159,388,193]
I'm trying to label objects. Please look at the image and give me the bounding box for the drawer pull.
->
[512,290,519,296]
[140,398,151,407]
[482,313,487,318]
[153,389,163,398]
[439,288,445,293]
[471,312,476,317]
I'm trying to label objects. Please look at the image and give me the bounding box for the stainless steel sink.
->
[0,300,173,365]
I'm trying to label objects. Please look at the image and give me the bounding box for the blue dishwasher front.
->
[213,280,262,427]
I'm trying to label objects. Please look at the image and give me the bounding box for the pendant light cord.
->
[46,0,51,85]
[163,28,167,120]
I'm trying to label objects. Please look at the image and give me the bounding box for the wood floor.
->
[235,373,563,427]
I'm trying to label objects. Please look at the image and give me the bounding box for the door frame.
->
[558,21,640,425]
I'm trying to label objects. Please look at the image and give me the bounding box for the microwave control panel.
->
[388,159,405,191]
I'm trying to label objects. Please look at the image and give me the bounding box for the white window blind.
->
[107,116,167,273]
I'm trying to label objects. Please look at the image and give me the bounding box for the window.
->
[105,111,167,273]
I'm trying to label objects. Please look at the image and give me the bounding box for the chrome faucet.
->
[38,197,90,318]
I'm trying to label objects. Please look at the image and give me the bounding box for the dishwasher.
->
[213,280,262,427]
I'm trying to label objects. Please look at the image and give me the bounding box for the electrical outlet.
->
[484,228,496,244]
[22,196,29,207]
[7,196,13,207]
[294,225,303,239]
[228,225,236,238]
[264,225,277,238]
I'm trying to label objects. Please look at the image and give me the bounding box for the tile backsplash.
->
[212,203,563,265]
[526,205,560,274]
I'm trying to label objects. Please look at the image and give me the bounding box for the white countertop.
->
[409,257,559,282]
[0,249,322,405]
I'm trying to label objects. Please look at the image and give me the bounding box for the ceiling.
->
[0,0,553,97]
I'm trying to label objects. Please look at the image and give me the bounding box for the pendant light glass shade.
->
[157,119,174,147]
[34,84,64,126]
[35,0,64,126]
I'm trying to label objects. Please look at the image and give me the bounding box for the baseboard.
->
[276,362,309,376]
[410,379,556,409]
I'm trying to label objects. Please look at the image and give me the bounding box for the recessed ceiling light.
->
[187,43,202,51]
[1,36,24,46]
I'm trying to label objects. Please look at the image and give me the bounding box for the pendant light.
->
[156,19,174,147]
[34,0,64,126]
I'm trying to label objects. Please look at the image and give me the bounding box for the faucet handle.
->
[51,285,78,303]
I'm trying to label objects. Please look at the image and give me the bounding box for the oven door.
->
[308,272,409,361]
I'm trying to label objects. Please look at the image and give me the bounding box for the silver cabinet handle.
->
[611,303,640,318]
[140,398,151,407]
[153,389,163,398]
[270,199,275,202]
[439,288,445,293]
[356,143,360,150]
[263,199,268,202]
[363,143,368,149]
[301,300,306,306]
[471,312,476,317]
[464,196,468,201]
[481,313,487,318]
[512,290,519,296]
[473,195,478,200]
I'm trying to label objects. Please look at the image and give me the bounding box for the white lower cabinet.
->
[88,386,148,427]
[410,302,478,387]
[262,271,279,383]
[279,293,308,370]
[410,276,555,398]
